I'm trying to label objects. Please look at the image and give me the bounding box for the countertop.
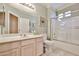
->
[0,34,43,44]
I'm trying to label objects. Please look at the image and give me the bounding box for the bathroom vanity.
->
[0,34,43,56]
[0,3,45,56]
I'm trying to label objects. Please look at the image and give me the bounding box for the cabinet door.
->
[21,44,35,56]
[36,38,43,56]
[11,48,20,56]
[0,48,20,56]
[0,51,12,56]
[36,41,43,55]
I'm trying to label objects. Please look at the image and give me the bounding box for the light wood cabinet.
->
[36,37,43,56]
[0,50,12,56]
[21,39,35,56]
[36,41,43,55]
[0,48,20,56]
[11,48,20,56]
[0,37,43,56]
[0,41,20,56]
[21,44,35,56]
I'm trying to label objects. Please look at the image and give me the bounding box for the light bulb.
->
[29,4,32,7]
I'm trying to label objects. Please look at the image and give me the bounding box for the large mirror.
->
[0,3,37,35]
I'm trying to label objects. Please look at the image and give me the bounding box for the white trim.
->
[8,11,19,17]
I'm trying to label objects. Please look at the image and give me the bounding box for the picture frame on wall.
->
[40,16,46,27]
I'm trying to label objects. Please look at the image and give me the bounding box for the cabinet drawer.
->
[21,39,35,46]
[11,48,20,56]
[0,50,12,56]
[21,44,35,56]
[0,43,12,52]
[0,41,20,52]
[0,48,20,56]
[11,41,20,49]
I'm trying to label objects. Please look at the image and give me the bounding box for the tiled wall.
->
[52,4,79,55]
[56,4,79,44]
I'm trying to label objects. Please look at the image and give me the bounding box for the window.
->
[64,11,71,17]
[57,11,71,21]
[58,13,63,19]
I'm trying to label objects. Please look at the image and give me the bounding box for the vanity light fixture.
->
[20,3,35,10]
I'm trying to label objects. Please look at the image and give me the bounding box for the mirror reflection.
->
[0,3,37,35]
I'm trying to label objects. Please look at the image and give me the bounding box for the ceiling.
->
[39,3,75,10]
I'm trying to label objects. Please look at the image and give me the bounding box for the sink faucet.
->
[20,33,26,37]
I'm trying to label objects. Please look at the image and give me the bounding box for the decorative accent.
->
[40,16,46,27]
[20,3,35,10]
